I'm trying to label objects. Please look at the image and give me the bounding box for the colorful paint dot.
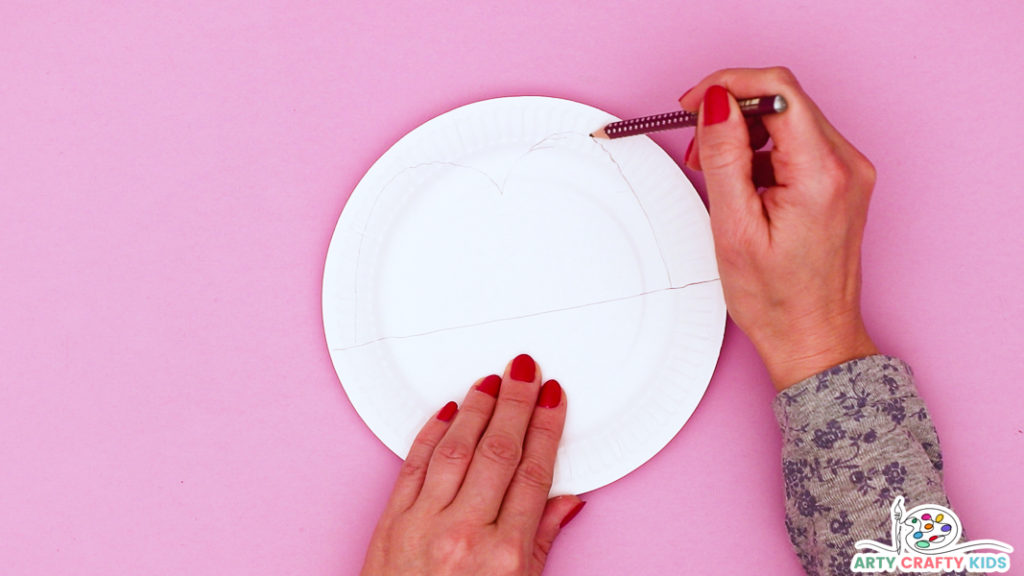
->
[913,532,923,539]
[922,514,932,520]
[936,514,944,522]
[929,535,939,541]
[925,523,933,530]
[942,525,952,532]
[911,518,918,523]
[916,541,930,549]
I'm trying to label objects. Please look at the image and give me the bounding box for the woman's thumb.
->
[530,496,585,575]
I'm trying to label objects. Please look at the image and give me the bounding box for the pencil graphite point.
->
[591,127,608,139]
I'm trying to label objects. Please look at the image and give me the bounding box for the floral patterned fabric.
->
[773,355,977,576]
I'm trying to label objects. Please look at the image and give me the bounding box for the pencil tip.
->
[591,128,608,139]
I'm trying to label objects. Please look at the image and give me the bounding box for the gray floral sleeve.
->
[773,355,977,576]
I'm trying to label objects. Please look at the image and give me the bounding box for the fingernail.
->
[538,379,562,408]
[476,374,501,398]
[560,501,586,528]
[437,401,458,422]
[510,354,536,382]
[703,85,730,126]
[684,138,694,164]
[678,86,695,103]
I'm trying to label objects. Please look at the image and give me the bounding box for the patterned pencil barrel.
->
[598,95,787,139]
[603,110,698,138]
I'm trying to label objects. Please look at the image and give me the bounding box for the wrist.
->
[753,318,879,391]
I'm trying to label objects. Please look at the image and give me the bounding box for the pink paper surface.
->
[1,2,1021,574]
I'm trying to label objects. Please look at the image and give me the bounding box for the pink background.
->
[2,2,1022,574]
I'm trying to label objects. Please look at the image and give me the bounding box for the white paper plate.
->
[323,97,725,494]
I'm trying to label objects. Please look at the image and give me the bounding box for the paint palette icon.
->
[856,496,1013,558]
[903,505,961,552]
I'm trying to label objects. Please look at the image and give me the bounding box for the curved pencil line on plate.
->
[350,127,679,341]
[331,278,721,352]
[589,137,674,286]
[495,130,674,286]
[351,160,504,341]
[351,146,556,340]
[497,131,578,191]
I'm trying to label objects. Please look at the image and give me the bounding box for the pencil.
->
[591,95,787,139]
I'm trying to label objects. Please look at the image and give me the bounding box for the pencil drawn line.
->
[350,129,677,342]
[497,131,577,192]
[332,278,720,352]
[590,138,673,285]
[352,160,504,342]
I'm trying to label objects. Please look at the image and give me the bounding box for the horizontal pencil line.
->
[330,278,721,352]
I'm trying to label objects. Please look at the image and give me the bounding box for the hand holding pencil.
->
[591,95,787,139]
[674,68,879,390]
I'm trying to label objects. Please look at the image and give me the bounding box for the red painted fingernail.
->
[684,138,694,164]
[678,86,695,103]
[560,501,586,528]
[510,354,536,382]
[476,374,501,398]
[538,379,562,408]
[437,401,458,422]
[703,85,730,126]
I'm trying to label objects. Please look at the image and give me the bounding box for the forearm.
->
[773,355,977,575]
